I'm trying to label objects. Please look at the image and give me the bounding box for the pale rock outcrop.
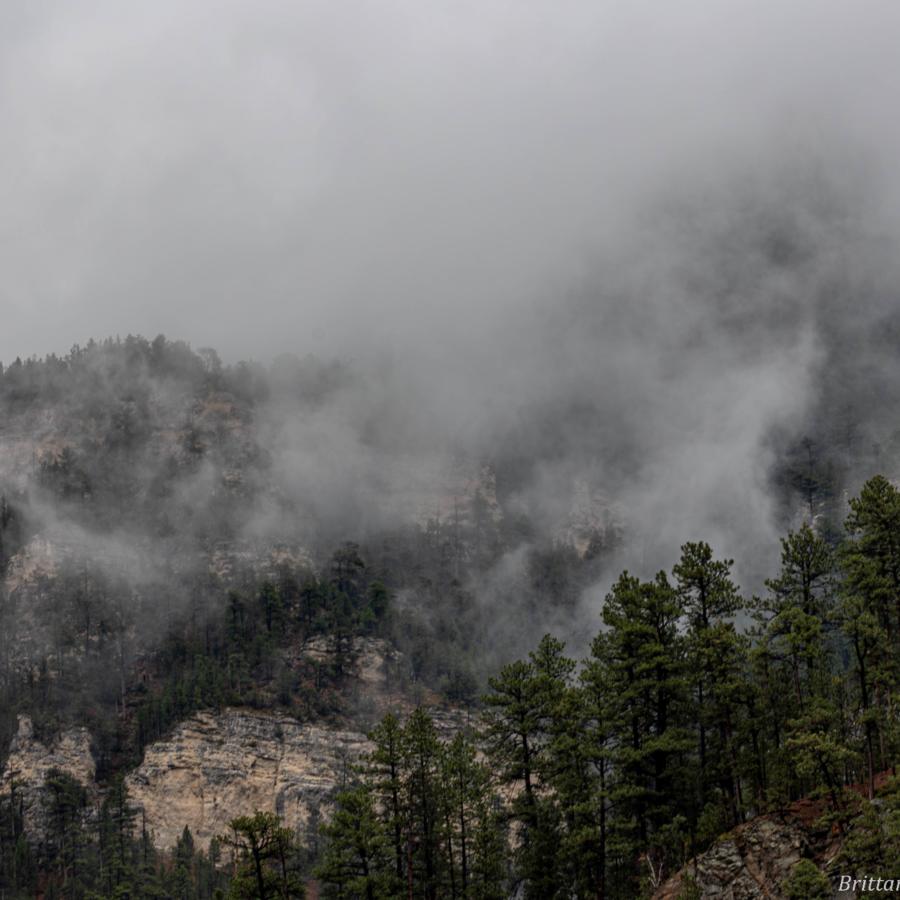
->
[125,709,372,851]
[1,634,465,855]
[557,478,623,557]
[1,715,96,837]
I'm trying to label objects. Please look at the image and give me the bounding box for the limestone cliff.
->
[125,709,371,851]
[0,634,465,855]
[1,716,96,836]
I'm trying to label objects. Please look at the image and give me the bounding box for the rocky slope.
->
[0,634,468,853]
[125,709,371,851]
[1,715,96,837]
[0,705,375,853]
[652,798,845,900]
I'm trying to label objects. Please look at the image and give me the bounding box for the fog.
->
[4,1,898,357]
[3,0,900,611]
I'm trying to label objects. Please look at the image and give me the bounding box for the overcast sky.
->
[2,0,899,366]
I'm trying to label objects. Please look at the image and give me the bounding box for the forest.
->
[0,339,898,898]
[4,491,900,897]
[314,487,900,899]
[4,0,900,895]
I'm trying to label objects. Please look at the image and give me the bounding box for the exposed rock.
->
[653,804,838,900]
[0,636,467,857]
[301,634,405,718]
[1,715,96,838]
[556,478,624,558]
[126,709,372,851]
[403,457,501,529]
[4,536,62,595]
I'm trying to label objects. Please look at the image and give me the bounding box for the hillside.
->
[1,337,899,898]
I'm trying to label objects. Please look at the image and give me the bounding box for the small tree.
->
[782,859,830,899]
[222,811,305,900]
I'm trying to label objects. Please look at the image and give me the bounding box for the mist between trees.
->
[4,476,900,897]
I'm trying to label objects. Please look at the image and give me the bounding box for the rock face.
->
[125,709,372,851]
[657,819,806,899]
[653,801,841,900]
[1,715,96,837]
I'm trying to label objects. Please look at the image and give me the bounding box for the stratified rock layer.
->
[1,715,96,838]
[125,709,372,850]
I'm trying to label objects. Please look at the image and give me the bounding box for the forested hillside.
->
[0,338,622,766]
[1,337,899,898]
[5,0,900,895]
[314,487,900,898]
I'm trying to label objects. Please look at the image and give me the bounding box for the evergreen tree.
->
[481,655,561,897]
[368,712,406,885]
[440,732,506,900]
[316,783,396,900]
[43,768,89,897]
[401,709,447,899]
[223,812,305,900]
[590,571,691,894]
[97,774,139,895]
[843,475,900,640]
[841,476,900,795]
[674,543,746,827]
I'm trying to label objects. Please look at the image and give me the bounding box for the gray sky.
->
[3,0,899,365]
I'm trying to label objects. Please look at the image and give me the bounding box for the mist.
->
[3,0,900,658]
[3,1,899,355]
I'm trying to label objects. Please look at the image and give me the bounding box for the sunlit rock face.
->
[125,709,372,851]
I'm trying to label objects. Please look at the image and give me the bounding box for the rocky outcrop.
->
[125,709,372,851]
[656,819,807,899]
[556,478,623,558]
[1,715,96,837]
[0,636,463,856]
[653,798,844,900]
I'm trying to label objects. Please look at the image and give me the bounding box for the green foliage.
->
[316,783,397,899]
[321,489,900,897]
[12,458,900,898]
[782,858,830,899]
[471,486,900,896]
[0,771,226,899]
[222,811,305,900]
[318,711,507,900]
[587,572,693,895]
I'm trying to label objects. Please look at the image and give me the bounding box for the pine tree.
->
[841,476,900,795]
[401,709,446,899]
[760,524,834,704]
[591,571,691,894]
[543,682,606,897]
[440,732,506,900]
[98,774,139,895]
[222,811,305,900]
[316,782,396,899]
[482,660,542,813]
[579,655,615,899]
[43,768,89,897]
[481,655,560,897]
[674,543,745,827]
[753,525,839,809]
[368,713,406,885]
[172,826,196,900]
[843,475,900,640]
